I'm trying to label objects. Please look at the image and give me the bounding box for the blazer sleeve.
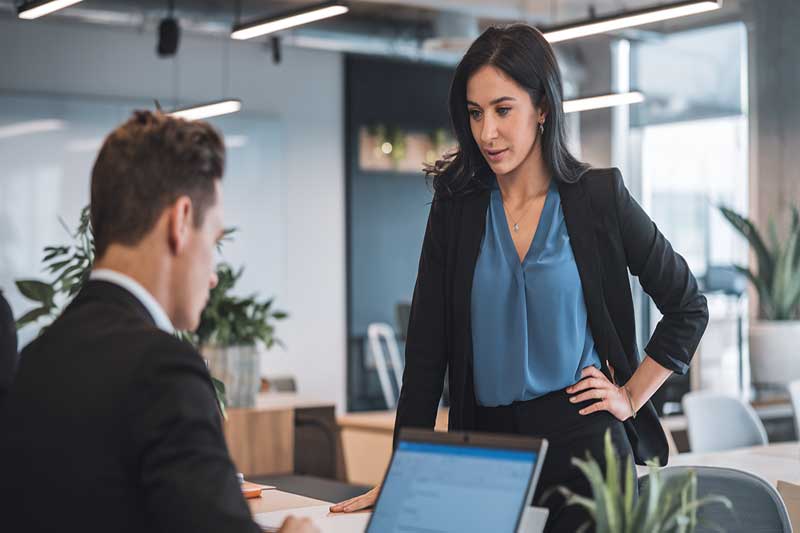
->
[126,335,260,533]
[612,169,709,374]
[393,199,449,447]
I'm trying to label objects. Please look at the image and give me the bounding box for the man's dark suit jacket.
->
[0,280,260,533]
[0,289,18,401]
[394,167,709,466]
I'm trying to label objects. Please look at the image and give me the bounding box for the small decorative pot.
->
[203,344,261,408]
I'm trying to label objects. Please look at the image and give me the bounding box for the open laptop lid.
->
[366,428,548,533]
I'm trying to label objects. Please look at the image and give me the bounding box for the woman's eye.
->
[497,107,511,116]
[469,109,482,120]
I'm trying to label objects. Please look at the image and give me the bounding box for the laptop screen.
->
[367,439,540,533]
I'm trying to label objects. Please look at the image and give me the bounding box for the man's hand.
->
[279,516,319,533]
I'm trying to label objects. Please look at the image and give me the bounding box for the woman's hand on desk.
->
[566,365,634,422]
[279,516,319,533]
[329,484,380,513]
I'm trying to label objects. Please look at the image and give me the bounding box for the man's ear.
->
[167,196,194,254]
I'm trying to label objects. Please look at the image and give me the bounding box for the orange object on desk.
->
[241,481,274,499]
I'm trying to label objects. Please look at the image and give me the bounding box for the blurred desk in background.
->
[643,441,800,488]
[337,408,449,486]
[225,393,338,479]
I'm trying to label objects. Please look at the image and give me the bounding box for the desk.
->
[650,441,800,487]
[337,408,449,486]
[247,489,329,515]
[660,400,794,434]
[225,393,335,478]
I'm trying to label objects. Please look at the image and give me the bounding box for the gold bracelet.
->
[623,385,637,420]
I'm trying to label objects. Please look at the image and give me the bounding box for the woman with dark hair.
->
[333,24,707,530]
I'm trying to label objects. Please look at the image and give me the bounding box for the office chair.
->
[367,322,403,409]
[682,391,768,452]
[639,466,792,532]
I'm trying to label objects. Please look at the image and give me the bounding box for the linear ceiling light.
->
[17,0,83,20]
[563,91,645,113]
[231,1,349,41]
[168,99,242,121]
[0,119,65,139]
[544,0,721,43]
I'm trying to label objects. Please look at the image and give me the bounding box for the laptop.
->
[366,428,548,533]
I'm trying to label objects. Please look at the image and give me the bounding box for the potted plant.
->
[552,431,731,532]
[188,263,287,408]
[718,205,800,387]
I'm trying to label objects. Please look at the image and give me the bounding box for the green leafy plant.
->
[719,205,800,320]
[15,206,94,329]
[552,430,732,533]
[185,262,288,348]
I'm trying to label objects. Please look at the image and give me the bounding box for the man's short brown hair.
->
[91,110,225,258]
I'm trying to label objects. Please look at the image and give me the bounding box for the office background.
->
[1,0,798,422]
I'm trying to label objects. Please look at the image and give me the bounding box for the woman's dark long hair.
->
[428,24,589,198]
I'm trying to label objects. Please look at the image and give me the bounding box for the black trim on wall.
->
[344,54,454,411]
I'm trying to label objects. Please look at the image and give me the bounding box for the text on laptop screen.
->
[367,440,538,533]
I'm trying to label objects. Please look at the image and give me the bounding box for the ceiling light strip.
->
[563,91,645,113]
[231,2,349,41]
[168,99,242,121]
[17,0,83,20]
[543,0,721,43]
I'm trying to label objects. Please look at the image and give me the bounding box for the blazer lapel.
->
[558,180,612,363]
[450,189,489,429]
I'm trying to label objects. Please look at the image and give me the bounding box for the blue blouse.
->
[470,179,602,407]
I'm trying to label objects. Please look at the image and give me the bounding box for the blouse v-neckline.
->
[492,180,557,268]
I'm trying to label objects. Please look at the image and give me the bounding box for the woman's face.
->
[466,64,545,178]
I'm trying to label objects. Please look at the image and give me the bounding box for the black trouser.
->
[475,389,635,533]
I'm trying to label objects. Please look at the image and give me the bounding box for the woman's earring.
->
[538,122,545,135]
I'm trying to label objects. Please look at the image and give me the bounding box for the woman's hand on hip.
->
[329,484,380,513]
[566,364,633,422]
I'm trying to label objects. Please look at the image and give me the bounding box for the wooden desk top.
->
[652,441,800,487]
[337,408,449,432]
[247,489,330,515]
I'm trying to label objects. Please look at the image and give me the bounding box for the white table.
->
[640,441,800,487]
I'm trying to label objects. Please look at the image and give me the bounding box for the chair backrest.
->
[682,391,768,452]
[367,322,404,409]
[789,380,800,439]
[640,466,792,533]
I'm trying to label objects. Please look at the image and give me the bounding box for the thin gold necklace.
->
[500,182,549,233]
[501,197,532,233]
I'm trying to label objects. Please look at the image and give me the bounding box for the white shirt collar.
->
[90,269,175,334]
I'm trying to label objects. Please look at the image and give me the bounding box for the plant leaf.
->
[212,376,227,420]
[15,279,55,306]
[718,205,774,292]
[15,306,52,329]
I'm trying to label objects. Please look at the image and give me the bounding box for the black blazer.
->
[394,167,708,466]
[0,280,259,533]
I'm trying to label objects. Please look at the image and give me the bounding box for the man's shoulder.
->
[25,298,202,373]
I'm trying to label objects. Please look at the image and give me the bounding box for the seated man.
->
[0,111,314,533]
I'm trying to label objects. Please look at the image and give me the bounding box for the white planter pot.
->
[749,320,800,387]
[203,344,261,408]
